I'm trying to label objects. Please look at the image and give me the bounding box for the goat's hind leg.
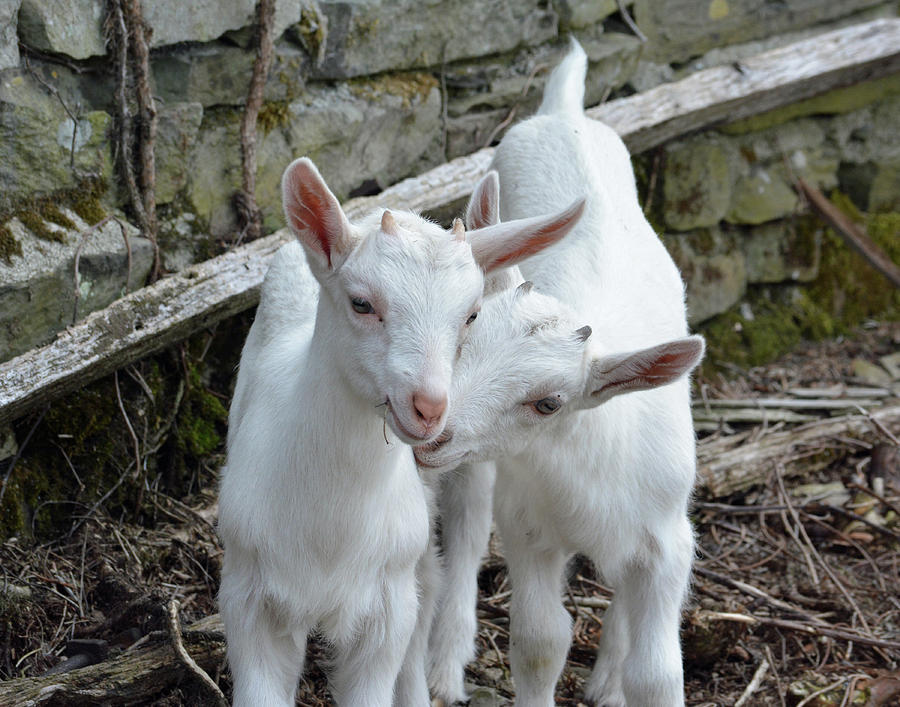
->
[618,517,693,707]
[428,461,496,704]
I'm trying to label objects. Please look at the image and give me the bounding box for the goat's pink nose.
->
[413,392,447,429]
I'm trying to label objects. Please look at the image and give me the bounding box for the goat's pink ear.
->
[586,336,705,406]
[467,197,585,273]
[465,171,500,230]
[282,158,354,271]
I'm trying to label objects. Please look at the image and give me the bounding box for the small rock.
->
[791,481,850,507]
[879,351,900,380]
[468,686,503,707]
[851,358,893,387]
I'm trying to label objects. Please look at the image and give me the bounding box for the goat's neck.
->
[297,296,401,474]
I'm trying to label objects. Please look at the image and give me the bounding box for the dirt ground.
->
[1,320,898,706]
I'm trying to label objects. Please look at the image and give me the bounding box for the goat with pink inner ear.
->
[217,156,584,707]
[423,39,705,707]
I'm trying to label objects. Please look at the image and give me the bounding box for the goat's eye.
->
[533,397,561,415]
[466,311,478,326]
[350,297,374,314]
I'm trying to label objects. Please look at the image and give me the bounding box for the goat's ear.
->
[282,157,354,272]
[465,171,500,230]
[467,197,585,273]
[584,336,705,406]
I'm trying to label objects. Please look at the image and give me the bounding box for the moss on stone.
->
[296,4,328,61]
[257,101,292,135]
[701,196,899,375]
[17,208,66,243]
[0,177,109,250]
[349,72,439,109]
[806,193,900,326]
[0,224,23,265]
[69,177,108,225]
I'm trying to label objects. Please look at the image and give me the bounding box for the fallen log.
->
[2,18,900,426]
[697,404,900,497]
[0,614,225,706]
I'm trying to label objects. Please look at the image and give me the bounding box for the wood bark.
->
[0,615,225,705]
[1,18,900,424]
[696,405,900,497]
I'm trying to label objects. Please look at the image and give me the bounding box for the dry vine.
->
[234,0,276,245]
[105,0,160,282]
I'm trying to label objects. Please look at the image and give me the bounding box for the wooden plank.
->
[2,18,900,425]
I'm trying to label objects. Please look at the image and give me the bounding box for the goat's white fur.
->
[423,41,705,707]
[218,157,584,706]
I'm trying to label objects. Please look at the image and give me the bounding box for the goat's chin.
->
[413,448,469,473]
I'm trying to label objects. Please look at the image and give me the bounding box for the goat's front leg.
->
[395,533,440,707]
[331,570,420,707]
[428,461,496,704]
[615,517,693,707]
[501,532,571,707]
[220,570,307,707]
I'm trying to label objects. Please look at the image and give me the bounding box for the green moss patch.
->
[701,194,900,374]
[0,224,23,265]
[0,177,109,250]
[257,101,292,135]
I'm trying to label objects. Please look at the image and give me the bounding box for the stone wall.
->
[1,0,899,362]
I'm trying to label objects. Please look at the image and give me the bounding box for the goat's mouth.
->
[384,399,440,444]
[413,430,463,470]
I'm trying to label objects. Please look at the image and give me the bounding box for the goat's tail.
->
[538,37,587,116]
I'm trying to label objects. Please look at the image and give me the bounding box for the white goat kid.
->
[421,41,705,707]
[218,157,584,707]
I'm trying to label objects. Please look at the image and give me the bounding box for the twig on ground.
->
[734,657,769,707]
[166,599,227,706]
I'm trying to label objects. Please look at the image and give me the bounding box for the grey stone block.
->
[187,74,443,236]
[0,0,21,70]
[0,71,113,210]
[0,211,152,361]
[308,0,559,79]
[634,0,885,63]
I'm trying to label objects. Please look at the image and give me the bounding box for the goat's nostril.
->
[412,392,447,427]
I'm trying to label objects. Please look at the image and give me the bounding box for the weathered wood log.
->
[2,18,900,425]
[696,405,900,497]
[0,615,225,706]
